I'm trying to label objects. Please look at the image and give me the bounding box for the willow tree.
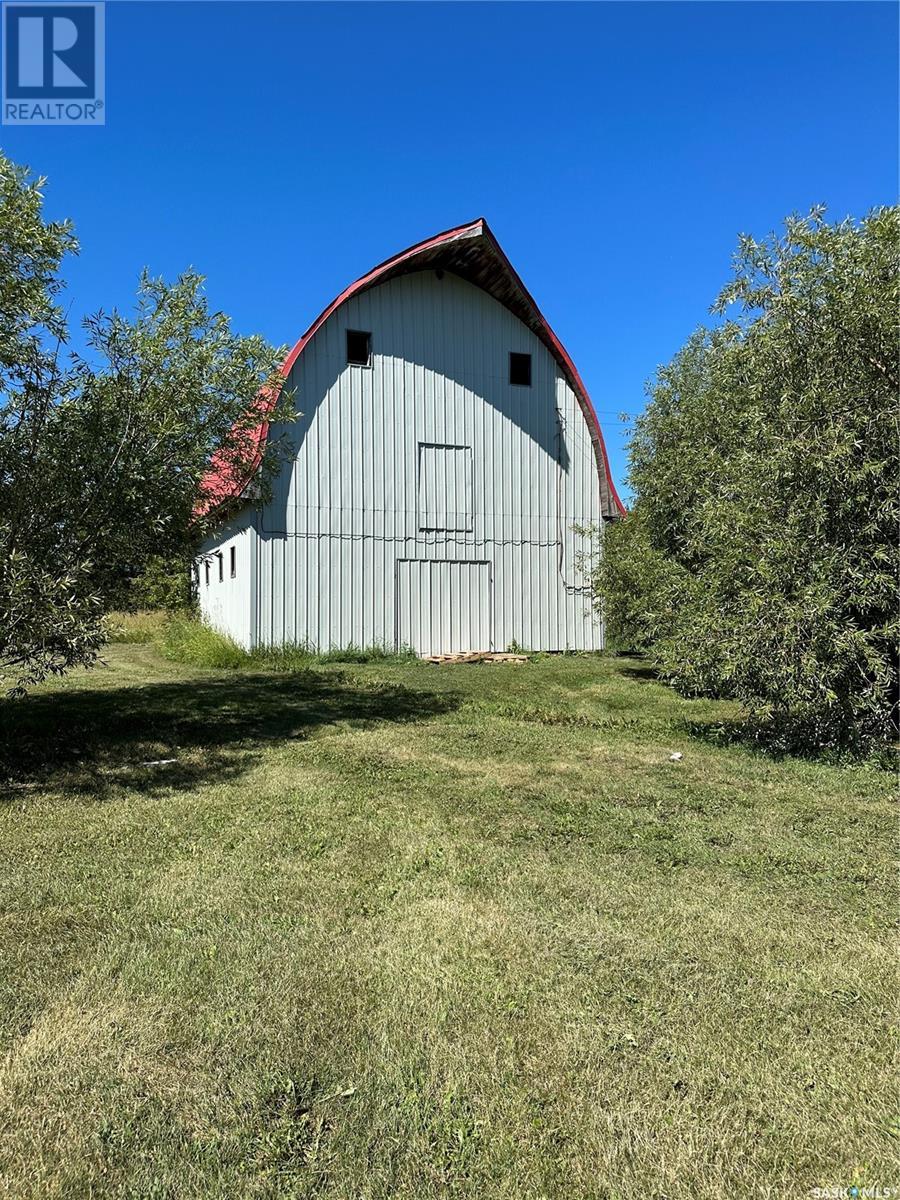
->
[596,207,899,753]
[0,153,292,693]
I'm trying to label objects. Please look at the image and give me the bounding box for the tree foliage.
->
[596,207,899,753]
[0,153,291,693]
[116,554,194,613]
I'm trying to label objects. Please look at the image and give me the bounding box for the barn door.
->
[396,560,492,656]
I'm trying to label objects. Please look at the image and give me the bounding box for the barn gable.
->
[197,221,622,655]
[200,218,624,522]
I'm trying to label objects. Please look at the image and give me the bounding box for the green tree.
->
[119,553,195,613]
[595,207,899,753]
[0,153,291,693]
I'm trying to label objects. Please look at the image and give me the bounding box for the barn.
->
[196,218,625,656]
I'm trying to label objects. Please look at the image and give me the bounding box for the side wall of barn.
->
[241,270,605,654]
[196,506,257,649]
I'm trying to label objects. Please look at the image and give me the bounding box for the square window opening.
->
[509,352,532,387]
[346,329,371,366]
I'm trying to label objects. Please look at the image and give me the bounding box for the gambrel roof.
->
[200,218,625,518]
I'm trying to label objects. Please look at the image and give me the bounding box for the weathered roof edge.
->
[198,218,626,518]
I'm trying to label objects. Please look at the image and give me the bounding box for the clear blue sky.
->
[3,1,897,501]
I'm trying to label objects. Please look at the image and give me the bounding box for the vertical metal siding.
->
[397,560,491,656]
[418,443,473,531]
[195,506,256,648]
[207,270,603,654]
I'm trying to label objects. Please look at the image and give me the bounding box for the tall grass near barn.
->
[158,613,417,671]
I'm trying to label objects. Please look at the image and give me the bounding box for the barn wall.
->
[196,507,256,648]
[250,270,604,653]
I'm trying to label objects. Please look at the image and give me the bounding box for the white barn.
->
[196,219,625,656]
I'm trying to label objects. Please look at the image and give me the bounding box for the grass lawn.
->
[0,641,894,1199]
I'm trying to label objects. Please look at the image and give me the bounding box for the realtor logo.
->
[3,2,104,124]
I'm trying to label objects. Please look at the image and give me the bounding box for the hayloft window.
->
[230,546,236,578]
[509,352,531,387]
[346,329,371,366]
[418,443,474,532]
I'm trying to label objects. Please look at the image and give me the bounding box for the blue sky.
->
[3,1,897,501]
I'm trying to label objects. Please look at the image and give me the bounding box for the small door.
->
[396,560,492,656]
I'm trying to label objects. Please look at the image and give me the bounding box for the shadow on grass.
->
[681,716,895,770]
[618,663,663,684]
[0,670,459,800]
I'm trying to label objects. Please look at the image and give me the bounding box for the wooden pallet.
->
[423,652,528,665]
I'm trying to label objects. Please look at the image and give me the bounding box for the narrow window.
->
[217,552,223,582]
[230,546,236,578]
[509,352,532,387]
[204,560,210,587]
[346,329,371,366]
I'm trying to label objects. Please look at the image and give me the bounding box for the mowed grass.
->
[0,640,894,1199]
